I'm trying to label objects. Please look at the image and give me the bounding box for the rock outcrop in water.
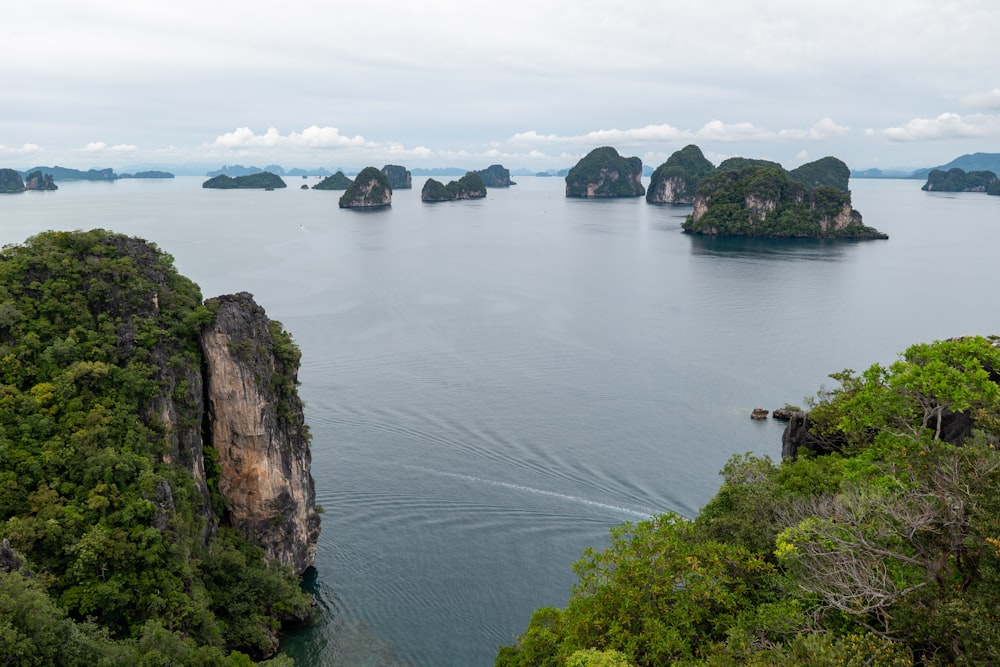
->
[565,146,645,198]
[202,171,287,189]
[381,164,412,189]
[421,172,487,202]
[475,164,515,187]
[921,167,1000,194]
[682,162,888,239]
[201,292,321,573]
[646,145,715,204]
[339,166,392,208]
[0,168,25,193]
[313,170,353,190]
[24,170,58,191]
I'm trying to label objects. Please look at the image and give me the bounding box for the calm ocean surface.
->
[1,175,998,666]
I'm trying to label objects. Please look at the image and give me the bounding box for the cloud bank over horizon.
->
[3,1,1000,172]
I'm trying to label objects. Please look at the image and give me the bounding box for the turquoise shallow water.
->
[3,176,998,666]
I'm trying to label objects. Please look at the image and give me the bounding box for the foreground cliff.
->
[0,230,318,663]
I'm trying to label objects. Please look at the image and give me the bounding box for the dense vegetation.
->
[420,172,487,201]
[921,168,1000,194]
[475,164,515,187]
[0,230,312,666]
[788,156,851,192]
[682,165,886,238]
[646,145,716,204]
[498,335,1000,666]
[565,147,645,198]
[312,171,353,190]
[202,172,287,189]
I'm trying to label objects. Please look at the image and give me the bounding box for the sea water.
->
[2,175,997,666]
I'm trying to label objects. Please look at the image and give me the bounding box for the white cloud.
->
[509,119,849,147]
[82,142,138,152]
[882,112,1000,141]
[211,126,370,149]
[962,88,1000,111]
[0,143,43,154]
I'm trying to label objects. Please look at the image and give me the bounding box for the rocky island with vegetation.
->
[565,147,645,198]
[921,167,1000,194]
[421,172,487,202]
[646,144,716,204]
[0,169,58,192]
[202,172,287,190]
[312,171,353,190]
[680,155,886,239]
[0,230,320,665]
[498,335,1000,666]
[475,164,515,187]
[339,167,392,208]
[380,165,412,190]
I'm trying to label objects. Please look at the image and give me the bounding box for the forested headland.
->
[498,336,1000,667]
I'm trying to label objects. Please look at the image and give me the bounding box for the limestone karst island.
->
[0,230,319,664]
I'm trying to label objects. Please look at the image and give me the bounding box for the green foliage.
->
[0,230,309,664]
[682,165,886,239]
[921,167,999,192]
[0,168,26,193]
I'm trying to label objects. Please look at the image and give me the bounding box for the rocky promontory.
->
[339,166,392,208]
[381,164,412,189]
[475,164,515,187]
[313,171,353,190]
[646,144,716,204]
[421,172,487,202]
[565,146,645,198]
[682,158,887,239]
[202,171,287,189]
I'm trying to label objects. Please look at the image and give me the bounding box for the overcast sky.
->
[4,0,1000,173]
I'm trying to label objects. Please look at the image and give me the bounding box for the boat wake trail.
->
[402,464,655,519]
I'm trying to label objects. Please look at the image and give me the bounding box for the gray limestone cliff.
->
[201,292,321,574]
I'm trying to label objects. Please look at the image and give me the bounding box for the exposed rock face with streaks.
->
[201,292,321,574]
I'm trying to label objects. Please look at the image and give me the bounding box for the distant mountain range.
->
[206,164,332,177]
[852,153,1000,180]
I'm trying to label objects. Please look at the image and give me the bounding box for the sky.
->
[3,0,1000,174]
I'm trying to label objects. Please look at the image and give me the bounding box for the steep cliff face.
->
[201,292,320,574]
[24,170,57,191]
[646,144,716,204]
[475,164,514,187]
[381,164,412,189]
